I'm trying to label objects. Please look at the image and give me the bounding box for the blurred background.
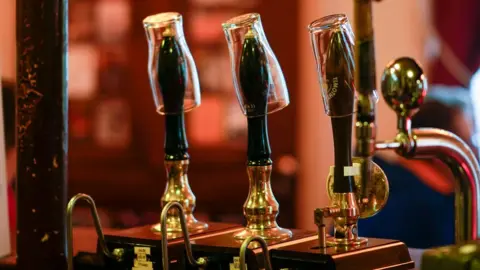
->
[1,0,479,231]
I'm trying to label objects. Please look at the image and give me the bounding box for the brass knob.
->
[381,57,428,117]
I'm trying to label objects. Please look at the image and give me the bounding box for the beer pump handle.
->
[156,29,190,160]
[66,194,124,270]
[222,14,292,241]
[325,30,356,193]
[160,202,207,270]
[239,236,273,270]
[239,29,272,163]
[144,13,208,234]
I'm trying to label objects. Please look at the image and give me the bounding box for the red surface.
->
[7,185,15,233]
[430,0,480,86]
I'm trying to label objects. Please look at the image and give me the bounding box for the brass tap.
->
[222,13,292,241]
[143,12,207,234]
[151,160,208,233]
[309,12,388,247]
[377,57,480,243]
[233,163,292,240]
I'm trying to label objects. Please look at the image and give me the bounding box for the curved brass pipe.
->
[239,236,273,270]
[408,128,479,242]
[377,57,480,243]
[160,201,207,270]
[66,193,123,270]
[376,128,480,242]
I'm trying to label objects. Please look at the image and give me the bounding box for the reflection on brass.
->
[381,57,427,156]
[233,165,292,241]
[160,202,207,270]
[152,160,208,233]
[66,194,124,270]
[239,236,273,270]
[326,157,389,218]
[333,193,365,246]
[315,193,368,247]
[381,58,426,117]
[314,208,330,249]
[378,57,480,242]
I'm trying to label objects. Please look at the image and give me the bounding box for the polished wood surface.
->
[187,230,316,270]
[104,222,240,245]
[192,229,315,251]
[271,238,414,270]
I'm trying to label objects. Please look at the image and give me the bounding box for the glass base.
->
[233,227,292,241]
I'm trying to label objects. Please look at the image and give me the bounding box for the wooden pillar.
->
[16,0,68,268]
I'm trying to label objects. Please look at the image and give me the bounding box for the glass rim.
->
[156,100,199,115]
[307,14,349,32]
[222,13,260,30]
[143,12,182,29]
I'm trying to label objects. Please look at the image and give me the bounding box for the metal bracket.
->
[160,201,207,270]
[66,193,124,270]
[239,236,273,270]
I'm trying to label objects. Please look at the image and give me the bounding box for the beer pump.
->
[142,11,206,234]
[222,12,291,241]
[64,12,295,270]
[264,13,414,270]
[180,13,316,269]
[66,12,242,269]
[268,1,480,269]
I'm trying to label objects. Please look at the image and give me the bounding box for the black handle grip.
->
[239,31,272,163]
[164,114,188,160]
[331,117,355,192]
[326,31,356,193]
[157,34,189,160]
[239,31,270,117]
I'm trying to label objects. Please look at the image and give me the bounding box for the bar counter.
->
[0,227,118,269]
[0,230,426,270]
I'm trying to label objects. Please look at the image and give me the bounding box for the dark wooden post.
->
[16,0,68,268]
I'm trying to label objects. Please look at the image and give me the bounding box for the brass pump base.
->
[151,215,208,234]
[151,159,208,234]
[234,164,292,241]
[233,226,292,241]
[319,159,389,246]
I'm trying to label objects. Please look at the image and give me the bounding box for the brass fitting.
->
[377,57,480,243]
[160,202,207,270]
[233,164,292,240]
[239,236,273,270]
[66,194,124,270]
[152,159,208,233]
[315,192,367,247]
